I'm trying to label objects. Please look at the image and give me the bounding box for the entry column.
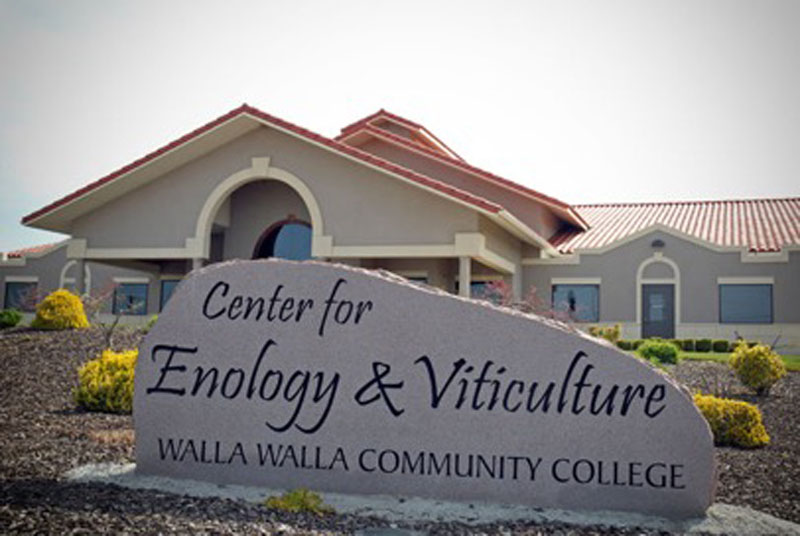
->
[458,256,471,298]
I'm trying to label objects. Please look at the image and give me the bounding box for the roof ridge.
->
[575,197,800,208]
[338,109,424,137]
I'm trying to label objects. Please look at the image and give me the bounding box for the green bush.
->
[693,393,769,448]
[264,488,335,515]
[730,342,786,396]
[74,349,137,413]
[31,289,89,330]
[637,339,681,365]
[0,309,23,329]
[695,339,712,352]
[712,339,730,353]
[681,339,695,351]
[617,340,633,351]
[632,339,644,350]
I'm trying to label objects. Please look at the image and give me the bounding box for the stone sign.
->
[135,260,715,518]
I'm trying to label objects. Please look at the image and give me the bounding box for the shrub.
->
[264,488,335,515]
[632,339,644,350]
[74,349,137,413]
[0,309,23,329]
[695,339,712,352]
[681,339,695,351]
[31,289,89,330]
[637,340,681,365]
[144,314,159,334]
[693,393,769,448]
[617,340,633,351]
[712,339,730,353]
[588,324,621,344]
[730,342,786,396]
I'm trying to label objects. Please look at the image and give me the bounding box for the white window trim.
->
[551,277,601,285]
[4,275,39,283]
[717,277,774,285]
[113,276,150,284]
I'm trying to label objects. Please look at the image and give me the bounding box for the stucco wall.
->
[70,127,480,252]
[357,138,566,240]
[222,181,310,260]
[523,231,800,346]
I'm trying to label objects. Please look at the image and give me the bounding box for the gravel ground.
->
[1,327,797,534]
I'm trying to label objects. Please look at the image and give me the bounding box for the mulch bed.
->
[0,327,797,534]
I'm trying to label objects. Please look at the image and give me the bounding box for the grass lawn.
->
[681,351,800,372]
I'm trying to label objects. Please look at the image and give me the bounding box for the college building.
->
[2,105,799,351]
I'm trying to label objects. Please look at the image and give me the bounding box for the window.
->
[4,281,38,312]
[552,284,599,322]
[113,283,148,315]
[720,284,772,324]
[454,279,504,304]
[253,221,312,260]
[160,280,181,311]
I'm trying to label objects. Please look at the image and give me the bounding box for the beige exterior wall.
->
[71,128,480,252]
[524,231,800,352]
[357,138,566,240]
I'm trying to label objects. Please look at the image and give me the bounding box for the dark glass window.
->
[254,222,312,260]
[552,284,599,322]
[160,280,181,311]
[720,284,772,324]
[4,282,37,312]
[113,283,148,315]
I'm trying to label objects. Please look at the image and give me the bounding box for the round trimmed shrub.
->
[637,339,680,365]
[712,339,730,353]
[0,309,23,329]
[681,339,695,351]
[31,289,89,330]
[693,393,769,448]
[74,349,137,413]
[730,342,786,396]
[616,340,633,351]
[695,338,712,352]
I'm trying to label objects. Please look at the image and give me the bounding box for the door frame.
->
[641,283,676,339]
[636,252,681,337]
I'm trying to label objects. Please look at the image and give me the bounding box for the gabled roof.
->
[336,109,465,162]
[348,122,589,230]
[22,105,507,230]
[553,198,800,253]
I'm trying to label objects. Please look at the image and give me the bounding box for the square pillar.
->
[458,256,471,298]
[75,258,86,294]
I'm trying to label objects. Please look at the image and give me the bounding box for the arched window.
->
[253,220,312,260]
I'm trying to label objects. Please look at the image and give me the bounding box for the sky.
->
[1,0,798,253]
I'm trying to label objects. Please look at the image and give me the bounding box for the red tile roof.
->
[5,242,59,258]
[337,109,466,162]
[551,198,800,253]
[356,123,588,228]
[22,105,503,226]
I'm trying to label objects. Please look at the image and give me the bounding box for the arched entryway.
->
[252,218,312,260]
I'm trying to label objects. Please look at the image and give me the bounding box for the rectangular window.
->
[552,284,599,322]
[719,284,772,324]
[4,281,38,312]
[160,280,181,311]
[113,283,148,315]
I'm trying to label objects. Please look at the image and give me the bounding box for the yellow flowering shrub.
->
[730,342,786,395]
[31,289,89,330]
[74,349,137,413]
[693,393,769,448]
[264,488,335,515]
